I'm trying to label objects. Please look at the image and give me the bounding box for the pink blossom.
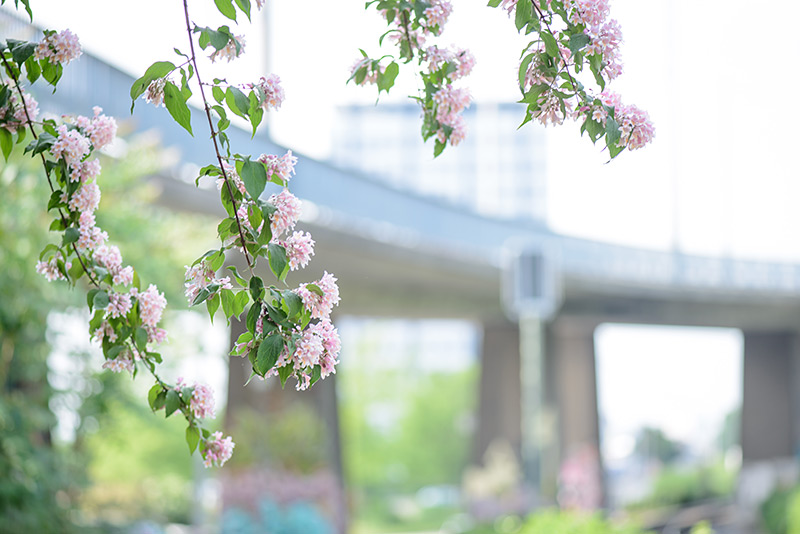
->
[215,162,247,196]
[178,379,216,420]
[51,125,90,167]
[70,158,101,183]
[350,57,383,86]
[295,327,325,368]
[250,74,284,111]
[296,271,340,320]
[76,211,108,252]
[210,35,246,63]
[68,181,101,213]
[596,91,655,150]
[203,431,235,467]
[2,86,39,133]
[34,29,82,65]
[268,189,301,238]
[433,84,471,127]
[145,78,167,107]
[184,260,233,303]
[94,244,123,274]
[137,284,167,327]
[284,231,315,271]
[92,321,117,343]
[35,254,70,282]
[586,19,623,80]
[102,354,134,374]
[424,0,453,34]
[568,0,610,28]
[107,291,132,319]
[425,46,475,81]
[113,265,134,286]
[86,107,117,150]
[531,91,571,127]
[259,150,297,184]
[145,325,168,345]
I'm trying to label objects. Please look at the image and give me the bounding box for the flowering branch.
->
[351,0,474,157]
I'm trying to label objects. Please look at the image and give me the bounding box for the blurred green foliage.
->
[761,484,800,534]
[0,132,218,531]
[467,510,654,534]
[628,460,737,511]
[340,362,477,533]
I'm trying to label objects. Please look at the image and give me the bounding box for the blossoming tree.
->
[0,0,652,468]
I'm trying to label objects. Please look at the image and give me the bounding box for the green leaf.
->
[305,283,324,297]
[255,333,284,375]
[220,288,235,319]
[135,327,148,352]
[7,39,36,65]
[605,116,621,147]
[282,290,302,319]
[165,389,181,418]
[148,384,162,411]
[568,33,591,55]
[233,290,249,319]
[212,85,225,103]
[62,226,80,245]
[0,128,12,161]
[226,86,251,119]
[214,0,237,20]
[433,139,446,157]
[278,364,293,387]
[68,260,84,281]
[515,0,532,31]
[163,81,193,135]
[234,0,251,19]
[246,301,260,333]
[206,293,220,323]
[310,365,322,387]
[24,55,40,84]
[130,61,175,111]
[541,32,559,58]
[249,275,264,301]
[268,243,287,281]
[93,290,109,310]
[186,425,200,453]
[240,158,267,201]
[377,62,399,93]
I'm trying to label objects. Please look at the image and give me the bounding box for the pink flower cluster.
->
[35,252,71,282]
[258,150,297,184]
[423,0,453,35]
[532,91,571,127]
[203,431,235,467]
[283,231,315,271]
[296,271,341,320]
[0,85,39,133]
[250,74,284,111]
[349,58,384,86]
[210,35,246,63]
[137,284,167,328]
[591,91,654,150]
[268,317,341,391]
[268,189,301,238]
[145,78,167,107]
[101,348,135,375]
[425,46,475,81]
[184,260,233,303]
[568,0,610,28]
[585,18,623,80]
[51,125,91,167]
[177,378,217,420]
[34,29,82,65]
[433,84,471,146]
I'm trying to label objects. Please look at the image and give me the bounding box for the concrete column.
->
[473,321,522,465]
[547,318,603,509]
[741,331,795,461]
[738,331,799,525]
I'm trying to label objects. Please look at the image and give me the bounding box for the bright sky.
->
[20,0,800,260]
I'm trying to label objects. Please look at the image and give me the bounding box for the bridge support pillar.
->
[738,331,800,521]
[473,320,522,464]
[546,318,603,509]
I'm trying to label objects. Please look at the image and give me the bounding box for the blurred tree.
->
[634,427,683,464]
[0,131,219,531]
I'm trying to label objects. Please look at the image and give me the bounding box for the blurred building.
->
[331,102,548,222]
